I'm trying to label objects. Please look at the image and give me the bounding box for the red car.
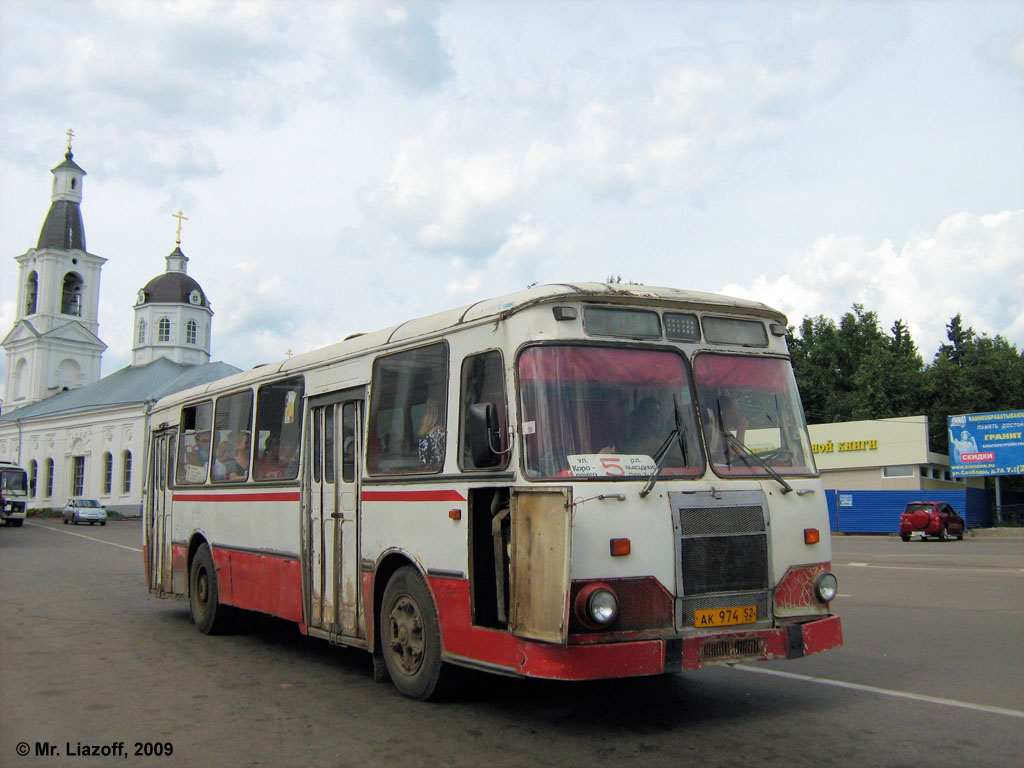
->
[900,501,965,541]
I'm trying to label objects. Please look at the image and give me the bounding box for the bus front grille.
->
[679,533,768,595]
[671,491,772,630]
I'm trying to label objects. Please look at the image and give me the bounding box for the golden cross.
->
[172,209,189,245]
[66,128,74,153]
[286,349,294,358]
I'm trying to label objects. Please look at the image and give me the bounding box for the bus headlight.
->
[813,572,838,603]
[574,583,619,629]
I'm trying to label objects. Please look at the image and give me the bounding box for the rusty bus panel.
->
[508,487,571,645]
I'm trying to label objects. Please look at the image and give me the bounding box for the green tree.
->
[849,319,927,419]
[926,314,1024,452]
[787,304,902,423]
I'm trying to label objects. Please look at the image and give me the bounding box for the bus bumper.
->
[503,615,843,681]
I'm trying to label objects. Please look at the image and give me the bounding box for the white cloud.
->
[723,210,1024,358]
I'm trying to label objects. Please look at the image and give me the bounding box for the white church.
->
[0,143,240,514]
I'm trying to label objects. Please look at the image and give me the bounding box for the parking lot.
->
[1,520,1021,767]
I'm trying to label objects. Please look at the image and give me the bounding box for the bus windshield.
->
[518,345,705,479]
[693,354,816,476]
[1,469,27,494]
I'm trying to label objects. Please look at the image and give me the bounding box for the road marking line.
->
[838,562,1024,575]
[26,521,142,553]
[734,665,1024,719]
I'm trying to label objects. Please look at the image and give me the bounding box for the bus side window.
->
[366,342,448,475]
[252,377,305,482]
[459,350,508,470]
[211,390,253,483]
[176,401,213,484]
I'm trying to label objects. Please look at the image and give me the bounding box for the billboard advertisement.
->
[948,410,1024,477]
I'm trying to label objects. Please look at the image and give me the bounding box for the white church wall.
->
[0,404,146,515]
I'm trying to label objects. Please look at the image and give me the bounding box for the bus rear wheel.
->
[189,543,233,634]
[380,566,452,700]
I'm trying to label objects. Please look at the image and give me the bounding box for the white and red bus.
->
[143,283,842,699]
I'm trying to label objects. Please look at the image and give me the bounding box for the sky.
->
[1,0,1022,386]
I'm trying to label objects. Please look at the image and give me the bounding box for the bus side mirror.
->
[468,402,501,468]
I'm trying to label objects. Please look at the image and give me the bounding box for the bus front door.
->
[308,390,363,639]
[146,430,175,595]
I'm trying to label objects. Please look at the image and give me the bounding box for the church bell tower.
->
[2,131,107,410]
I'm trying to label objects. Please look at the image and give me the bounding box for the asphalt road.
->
[1,519,1021,768]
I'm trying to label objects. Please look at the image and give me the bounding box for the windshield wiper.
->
[639,396,689,499]
[639,429,678,498]
[724,434,794,494]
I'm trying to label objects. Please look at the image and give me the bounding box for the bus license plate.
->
[694,606,757,628]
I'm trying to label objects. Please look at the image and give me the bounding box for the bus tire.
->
[380,565,452,701]
[189,543,233,635]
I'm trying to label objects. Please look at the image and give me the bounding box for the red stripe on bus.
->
[210,547,303,623]
[361,489,467,502]
[172,492,301,503]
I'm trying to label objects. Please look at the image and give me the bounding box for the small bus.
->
[143,283,841,699]
[1,461,28,527]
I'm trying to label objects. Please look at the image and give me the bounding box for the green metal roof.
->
[0,358,240,423]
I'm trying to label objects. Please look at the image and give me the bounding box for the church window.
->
[72,456,86,496]
[158,317,171,342]
[29,460,38,498]
[25,271,38,315]
[61,272,84,316]
[186,320,197,345]
[45,459,54,498]
[122,451,132,494]
[56,359,81,391]
[12,359,28,401]
[138,319,147,344]
[103,452,113,495]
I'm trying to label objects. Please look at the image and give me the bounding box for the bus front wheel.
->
[189,543,233,634]
[380,566,452,700]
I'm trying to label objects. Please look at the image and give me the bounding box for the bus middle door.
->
[308,389,363,639]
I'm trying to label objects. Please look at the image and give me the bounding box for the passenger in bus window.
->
[254,432,299,479]
[212,437,238,481]
[620,397,664,455]
[232,432,251,480]
[279,433,300,477]
[417,400,445,469]
[185,432,211,466]
[254,432,280,480]
[601,397,663,457]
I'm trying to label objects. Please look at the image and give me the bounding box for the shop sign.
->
[811,439,878,454]
[948,410,1024,477]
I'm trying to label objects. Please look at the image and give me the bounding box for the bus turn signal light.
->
[804,528,820,545]
[610,538,631,556]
